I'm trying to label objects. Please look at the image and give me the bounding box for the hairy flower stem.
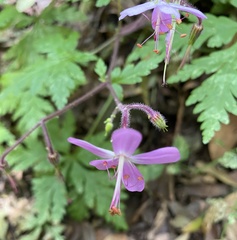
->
[121,107,130,128]
[0,82,107,166]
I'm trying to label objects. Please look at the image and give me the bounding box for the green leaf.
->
[112,83,123,100]
[0,24,94,131]
[96,0,111,7]
[41,3,87,24]
[230,0,237,7]
[166,163,182,175]
[95,58,107,82]
[0,123,15,144]
[203,14,237,48]
[7,138,54,172]
[186,73,237,144]
[168,37,237,144]
[32,176,67,224]
[168,41,237,84]
[112,39,164,85]
[0,5,31,29]
[218,149,237,169]
[173,135,190,161]
[16,0,35,12]
[44,225,65,240]
[138,164,164,182]
[68,197,89,221]
[19,227,42,240]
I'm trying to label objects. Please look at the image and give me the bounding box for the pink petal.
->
[153,2,180,19]
[119,2,156,20]
[122,161,145,192]
[170,3,207,19]
[152,7,172,33]
[111,128,142,156]
[68,137,114,158]
[132,147,180,164]
[90,158,118,170]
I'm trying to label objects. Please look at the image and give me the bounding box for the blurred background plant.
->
[0,0,237,239]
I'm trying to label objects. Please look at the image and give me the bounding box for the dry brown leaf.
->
[208,114,237,160]
[0,194,32,225]
[203,192,237,234]
[226,222,237,240]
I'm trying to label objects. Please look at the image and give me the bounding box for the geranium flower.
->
[68,128,180,215]
[119,0,207,84]
[119,1,206,21]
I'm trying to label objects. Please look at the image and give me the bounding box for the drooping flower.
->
[68,128,180,215]
[119,1,206,21]
[119,0,207,84]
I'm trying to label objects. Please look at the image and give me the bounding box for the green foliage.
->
[0,5,32,29]
[168,14,237,143]
[96,0,112,7]
[95,58,107,82]
[2,0,237,239]
[212,0,237,7]
[0,7,96,133]
[0,123,15,145]
[173,135,190,161]
[218,149,237,169]
[33,176,67,224]
[201,14,237,48]
[112,39,165,85]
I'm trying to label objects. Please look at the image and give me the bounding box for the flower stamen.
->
[109,206,122,216]
[136,32,155,49]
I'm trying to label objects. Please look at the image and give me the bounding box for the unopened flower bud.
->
[188,23,203,46]
[48,151,59,166]
[46,145,59,166]
[148,112,168,131]
[104,118,113,136]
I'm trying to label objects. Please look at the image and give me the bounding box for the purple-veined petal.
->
[119,2,156,20]
[68,137,114,158]
[152,7,172,33]
[132,147,180,164]
[122,161,145,192]
[159,2,180,19]
[90,158,118,170]
[170,3,207,19]
[112,128,142,156]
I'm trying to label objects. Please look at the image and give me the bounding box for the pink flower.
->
[119,1,207,84]
[68,128,180,215]
[119,1,206,22]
